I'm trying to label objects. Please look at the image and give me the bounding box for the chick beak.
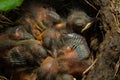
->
[81,21,94,33]
[81,18,97,33]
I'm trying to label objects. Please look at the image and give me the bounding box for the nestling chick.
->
[2,45,39,67]
[1,39,48,69]
[42,28,63,57]
[58,58,90,75]
[37,47,90,79]
[0,45,38,79]
[57,44,90,75]
[0,25,34,53]
[0,32,18,55]
[40,56,59,78]
[21,7,62,41]
[7,26,34,40]
[62,33,90,60]
[16,39,48,59]
[67,10,94,33]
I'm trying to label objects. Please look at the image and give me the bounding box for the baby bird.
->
[37,51,90,80]
[0,25,34,53]
[21,7,62,41]
[0,39,48,79]
[7,26,34,40]
[42,28,63,57]
[1,39,48,70]
[62,33,90,60]
[67,10,94,33]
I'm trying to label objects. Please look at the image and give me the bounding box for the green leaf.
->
[0,0,23,11]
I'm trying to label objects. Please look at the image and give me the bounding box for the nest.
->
[0,0,120,80]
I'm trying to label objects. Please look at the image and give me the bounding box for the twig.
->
[83,58,98,75]
[0,75,9,80]
[112,13,120,33]
[84,0,98,11]
[96,10,100,18]
[114,56,120,77]
[0,14,13,23]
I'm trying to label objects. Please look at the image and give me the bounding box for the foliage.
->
[0,0,23,11]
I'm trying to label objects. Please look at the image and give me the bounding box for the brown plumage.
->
[21,7,62,41]
[12,70,37,80]
[42,28,63,53]
[38,47,90,78]
[7,26,34,40]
